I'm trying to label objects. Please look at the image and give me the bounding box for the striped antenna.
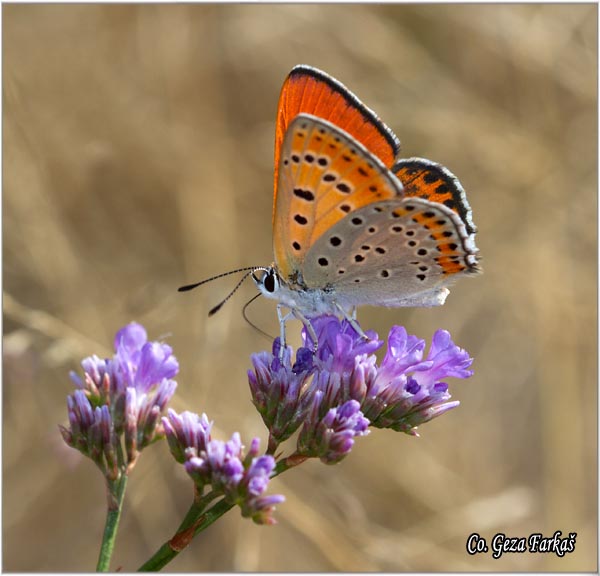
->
[178,266,270,317]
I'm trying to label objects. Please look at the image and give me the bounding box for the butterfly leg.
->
[276,305,318,358]
[334,302,371,342]
[276,304,294,357]
[290,308,319,353]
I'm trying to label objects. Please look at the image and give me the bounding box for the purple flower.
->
[297,398,370,464]
[205,433,246,493]
[61,323,178,477]
[113,323,179,393]
[248,315,474,441]
[239,456,285,525]
[248,339,319,448]
[247,317,383,453]
[163,410,285,525]
[355,327,473,434]
[304,315,382,373]
[162,409,212,464]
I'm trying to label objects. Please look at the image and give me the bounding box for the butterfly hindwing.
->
[302,197,480,307]
[274,114,406,280]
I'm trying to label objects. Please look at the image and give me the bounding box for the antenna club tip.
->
[208,303,223,317]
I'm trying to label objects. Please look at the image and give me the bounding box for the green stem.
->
[96,472,128,572]
[137,454,310,571]
[274,453,308,474]
[137,497,234,571]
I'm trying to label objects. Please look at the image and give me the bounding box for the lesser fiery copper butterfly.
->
[180,65,480,347]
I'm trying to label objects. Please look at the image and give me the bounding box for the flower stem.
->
[96,472,128,572]
[138,455,306,571]
[266,433,279,455]
[137,497,234,571]
[275,453,308,473]
[137,449,310,572]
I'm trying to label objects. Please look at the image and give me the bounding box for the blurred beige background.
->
[3,4,597,572]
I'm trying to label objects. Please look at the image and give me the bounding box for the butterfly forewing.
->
[274,114,405,280]
[274,65,401,211]
[302,197,479,307]
[394,158,477,235]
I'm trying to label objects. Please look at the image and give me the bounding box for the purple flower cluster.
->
[60,316,473,536]
[356,326,473,433]
[60,323,178,477]
[248,315,473,460]
[248,341,318,449]
[163,410,284,525]
[297,398,370,464]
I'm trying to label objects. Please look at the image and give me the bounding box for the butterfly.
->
[180,65,480,350]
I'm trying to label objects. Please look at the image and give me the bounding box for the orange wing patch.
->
[391,203,475,276]
[393,158,476,235]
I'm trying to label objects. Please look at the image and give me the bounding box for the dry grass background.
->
[2,3,597,572]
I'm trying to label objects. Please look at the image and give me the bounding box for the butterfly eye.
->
[259,269,279,293]
[251,268,280,297]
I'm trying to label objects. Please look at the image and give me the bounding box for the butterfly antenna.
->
[207,267,270,317]
[178,267,262,292]
[242,293,274,342]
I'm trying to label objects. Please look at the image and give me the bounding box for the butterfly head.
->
[252,266,281,300]
[251,266,310,312]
